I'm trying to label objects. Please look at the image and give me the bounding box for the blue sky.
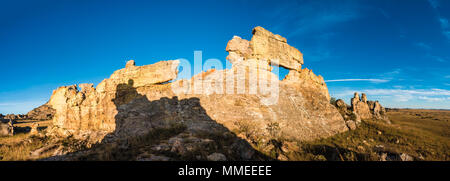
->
[1,0,449,114]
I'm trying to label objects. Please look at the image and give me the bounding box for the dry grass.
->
[289,109,450,161]
[1,109,449,161]
[0,119,52,161]
[0,134,48,161]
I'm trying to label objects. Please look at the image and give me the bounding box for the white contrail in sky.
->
[325,79,390,83]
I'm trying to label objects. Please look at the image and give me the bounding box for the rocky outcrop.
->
[27,104,55,120]
[30,123,39,135]
[38,26,348,160]
[351,92,388,121]
[283,68,330,101]
[334,92,389,129]
[226,26,303,71]
[3,114,28,121]
[0,120,13,137]
[45,60,180,139]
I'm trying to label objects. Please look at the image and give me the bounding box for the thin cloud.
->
[426,54,447,62]
[270,0,362,38]
[439,18,450,40]
[379,69,402,80]
[379,8,390,19]
[427,0,450,40]
[428,0,439,9]
[414,42,432,50]
[325,79,390,83]
[418,96,450,102]
[331,88,450,105]
[443,31,450,39]
[289,9,359,37]
[440,18,449,29]
[413,43,446,62]
[0,101,39,106]
[362,88,450,96]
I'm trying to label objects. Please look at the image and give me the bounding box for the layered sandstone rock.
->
[283,68,330,101]
[45,60,180,138]
[39,27,348,160]
[226,26,303,71]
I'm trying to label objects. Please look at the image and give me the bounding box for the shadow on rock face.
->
[47,79,273,161]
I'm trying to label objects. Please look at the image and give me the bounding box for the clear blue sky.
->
[1,0,449,114]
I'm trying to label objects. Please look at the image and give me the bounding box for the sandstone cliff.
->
[38,27,349,160]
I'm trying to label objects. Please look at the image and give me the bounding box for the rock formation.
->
[334,92,389,129]
[351,93,372,120]
[36,26,349,160]
[2,114,28,121]
[30,123,39,135]
[44,60,180,139]
[226,26,303,71]
[351,92,388,121]
[27,104,55,120]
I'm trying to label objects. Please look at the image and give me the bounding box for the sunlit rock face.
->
[40,27,350,159]
[350,92,389,121]
[226,26,303,71]
[46,60,180,139]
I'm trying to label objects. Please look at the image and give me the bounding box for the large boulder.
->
[355,101,372,120]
